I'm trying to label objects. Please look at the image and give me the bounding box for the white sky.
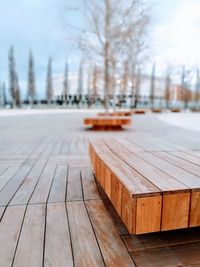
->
[0,0,200,96]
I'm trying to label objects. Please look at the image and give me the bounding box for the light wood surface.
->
[84,116,131,130]
[90,137,200,234]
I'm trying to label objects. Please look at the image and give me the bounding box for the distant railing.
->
[1,94,200,110]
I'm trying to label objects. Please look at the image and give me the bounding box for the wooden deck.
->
[90,138,200,234]
[0,111,200,266]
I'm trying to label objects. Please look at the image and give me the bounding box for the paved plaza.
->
[0,110,200,266]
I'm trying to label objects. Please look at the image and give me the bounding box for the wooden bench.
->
[152,108,162,113]
[133,110,146,114]
[171,108,181,113]
[89,138,200,235]
[84,117,131,130]
[98,111,131,116]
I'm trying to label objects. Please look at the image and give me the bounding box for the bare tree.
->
[78,0,150,113]
[2,82,7,107]
[63,61,69,103]
[92,65,99,102]
[134,65,141,108]
[180,66,192,109]
[15,75,21,107]
[120,60,129,96]
[0,82,2,108]
[195,67,200,109]
[150,63,156,109]
[46,58,53,105]
[8,46,20,107]
[128,7,150,110]
[27,51,36,106]
[77,59,84,97]
[164,65,172,109]
[110,55,117,110]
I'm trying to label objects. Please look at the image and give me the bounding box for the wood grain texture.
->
[66,167,83,201]
[86,200,135,267]
[29,164,56,204]
[48,165,68,203]
[13,204,45,267]
[67,201,105,267]
[161,192,190,231]
[0,206,26,266]
[136,196,162,234]
[44,203,73,267]
[10,160,46,206]
[190,191,200,227]
[0,162,34,206]
[81,167,100,200]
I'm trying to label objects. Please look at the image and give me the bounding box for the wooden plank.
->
[138,152,200,189]
[0,162,35,207]
[91,141,163,234]
[104,141,189,193]
[0,165,21,191]
[48,165,68,203]
[190,191,200,227]
[131,242,200,267]
[123,227,200,252]
[13,204,45,267]
[104,144,191,231]
[136,195,162,234]
[171,151,200,166]
[161,192,190,231]
[94,150,160,197]
[86,200,135,267]
[0,206,26,266]
[131,247,182,267]
[101,161,112,198]
[154,151,200,177]
[0,206,5,219]
[66,167,83,201]
[67,201,105,267]
[0,165,9,175]
[116,137,144,153]
[110,174,123,216]
[29,164,56,204]
[81,166,100,200]
[44,203,73,267]
[10,160,46,206]
[121,186,136,233]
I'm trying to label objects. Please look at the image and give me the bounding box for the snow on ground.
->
[159,113,200,133]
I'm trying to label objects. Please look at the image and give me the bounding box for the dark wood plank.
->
[67,201,105,267]
[86,200,135,267]
[131,243,200,267]
[13,204,45,267]
[44,203,73,267]
[81,166,100,200]
[123,227,200,252]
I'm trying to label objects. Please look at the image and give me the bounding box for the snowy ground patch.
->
[158,113,200,133]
